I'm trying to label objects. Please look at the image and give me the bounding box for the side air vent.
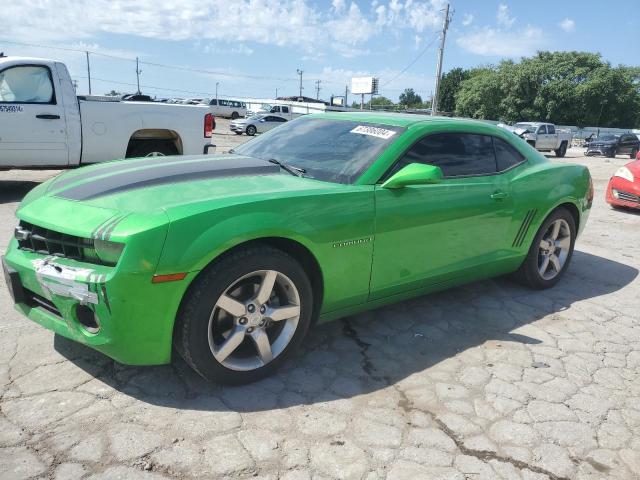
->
[512,209,537,247]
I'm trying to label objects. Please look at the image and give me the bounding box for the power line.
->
[381,32,440,88]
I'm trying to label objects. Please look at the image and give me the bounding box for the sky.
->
[2,0,638,102]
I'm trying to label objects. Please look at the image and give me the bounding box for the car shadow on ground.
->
[54,250,638,412]
[0,180,43,204]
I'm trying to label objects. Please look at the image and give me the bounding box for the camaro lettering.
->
[350,125,396,139]
[333,238,372,248]
[0,105,24,113]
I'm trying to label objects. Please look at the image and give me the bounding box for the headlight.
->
[93,239,125,266]
[614,166,634,183]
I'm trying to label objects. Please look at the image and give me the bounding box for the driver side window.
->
[0,65,55,104]
[393,133,497,178]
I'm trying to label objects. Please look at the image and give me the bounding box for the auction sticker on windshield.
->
[350,125,397,139]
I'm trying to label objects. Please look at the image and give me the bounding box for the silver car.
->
[229,114,288,136]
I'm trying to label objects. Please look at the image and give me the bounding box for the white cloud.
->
[202,43,254,56]
[559,18,575,32]
[496,3,515,27]
[3,0,444,58]
[462,13,474,27]
[456,26,546,57]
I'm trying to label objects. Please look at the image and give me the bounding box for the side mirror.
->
[381,163,443,189]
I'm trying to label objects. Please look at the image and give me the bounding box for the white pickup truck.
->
[246,104,301,120]
[505,122,573,158]
[0,56,216,169]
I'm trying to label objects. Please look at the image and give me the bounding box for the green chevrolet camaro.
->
[2,113,593,383]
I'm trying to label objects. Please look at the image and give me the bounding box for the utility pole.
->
[215,82,219,103]
[275,88,278,99]
[85,51,92,95]
[431,3,451,116]
[296,69,303,98]
[135,57,142,94]
[345,85,349,107]
[72,79,79,92]
[314,80,321,100]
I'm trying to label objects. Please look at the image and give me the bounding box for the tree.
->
[370,96,394,106]
[438,68,469,113]
[399,88,422,107]
[454,51,640,128]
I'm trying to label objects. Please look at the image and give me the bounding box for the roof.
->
[308,111,493,129]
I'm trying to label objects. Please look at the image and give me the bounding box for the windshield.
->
[513,123,534,130]
[595,134,618,141]
[233,117,405,184]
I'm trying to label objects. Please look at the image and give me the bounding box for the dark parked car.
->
[585,133,640,159]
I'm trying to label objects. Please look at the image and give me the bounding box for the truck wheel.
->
[554,142,567,158]
[630,148,638,159]
[231,111,239,119]
[512,207,576,290]
[174,245,313,384]
[246,125,257,136]
[527,140,536,148]
[607,150,616,159]
[127,140,178,158]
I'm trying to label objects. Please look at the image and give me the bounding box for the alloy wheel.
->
[207,270,301,371]
[537,219,571,280]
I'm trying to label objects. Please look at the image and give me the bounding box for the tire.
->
[246,125,257,136]
[512,207,576,290]
[231,111,239,119]
[174,245,313,384]
[126,140,178,158]
[607,149,616,159]
[630,148,638,160]
[554,142,567,158]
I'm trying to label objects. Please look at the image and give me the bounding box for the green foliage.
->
[452,51,640,128]
[370,96,394,106]
[399,88,423,107]
[438,67,469,113]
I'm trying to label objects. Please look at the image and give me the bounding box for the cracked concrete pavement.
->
[1,123,639,479]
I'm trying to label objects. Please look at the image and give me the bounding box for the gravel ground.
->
[1,124,639,480]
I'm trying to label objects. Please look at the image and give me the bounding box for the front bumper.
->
[585,146,614,156]
[606,177,640,209]
[229,123,246,132]
[3,232,193,366]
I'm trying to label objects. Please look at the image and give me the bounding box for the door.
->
[0,64,68,166]
[259,116,287,132]
[536,125,552,149]
[370,132,515,300]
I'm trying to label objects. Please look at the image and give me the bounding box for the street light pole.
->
[216,82,219,103]
[296,69,303,98]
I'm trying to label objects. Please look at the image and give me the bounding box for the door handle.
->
[36,114,60,119]
[490,191,509,200]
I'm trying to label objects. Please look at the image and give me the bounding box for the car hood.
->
[625,160,640,177]
[22,154,344,220]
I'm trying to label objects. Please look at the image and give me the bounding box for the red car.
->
[606,154,640,209]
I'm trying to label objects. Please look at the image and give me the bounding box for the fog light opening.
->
[76,305,100,334]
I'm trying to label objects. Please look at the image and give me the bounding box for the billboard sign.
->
[351,77,379,95]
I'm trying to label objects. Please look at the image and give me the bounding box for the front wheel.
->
[512,208,576,289]
[246,125,257,136]
[174,245,313,384]
[631,148,638,160]
[231,111,239,119]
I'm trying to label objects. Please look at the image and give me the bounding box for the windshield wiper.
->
[267,158,306,177]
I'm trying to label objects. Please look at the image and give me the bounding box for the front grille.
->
[617,190,639,203]
[16,221,97,264]
[24,288,62,317]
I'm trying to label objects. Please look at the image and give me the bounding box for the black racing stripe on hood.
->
[49,155,213,191]
[55,157,281,201]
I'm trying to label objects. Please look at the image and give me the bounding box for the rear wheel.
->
[231,111,239,119]
[126,140,178,158]
[175,245,313,384]
[554,142,567,158]
[246,125,257,136]
[513,208,576,289]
